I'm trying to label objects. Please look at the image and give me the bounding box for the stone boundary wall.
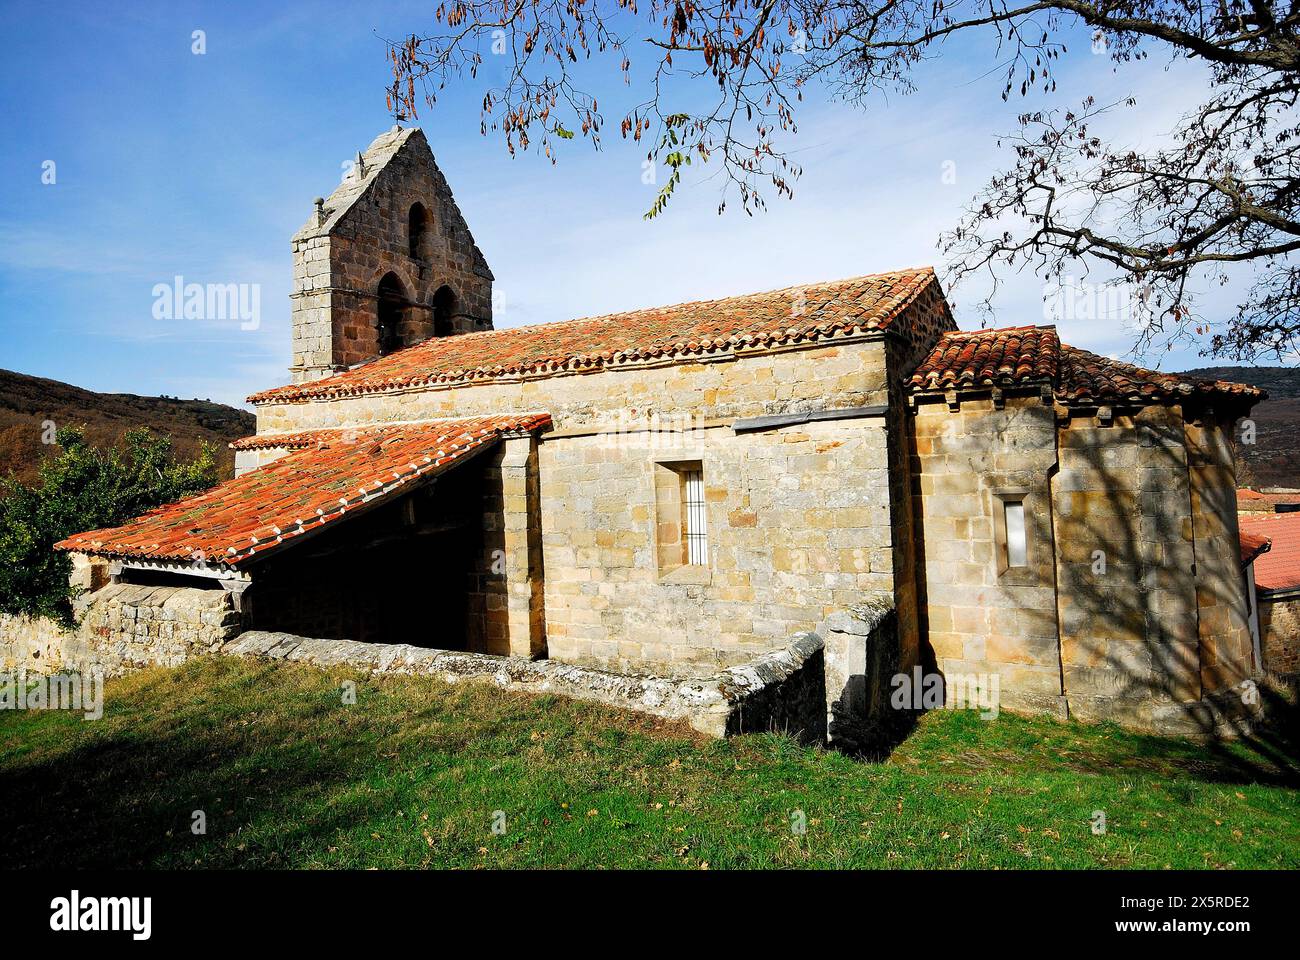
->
[0,584,242,677]
[0,613,70,674]
[222,630,826,740]
[820,598,898,751]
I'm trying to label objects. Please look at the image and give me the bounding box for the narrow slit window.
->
[684,470,708,565]
[1004,500,1027,568]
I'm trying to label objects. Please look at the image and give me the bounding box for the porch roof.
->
[55,414,551,569]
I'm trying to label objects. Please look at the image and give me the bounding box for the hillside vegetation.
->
[0,369,254,484]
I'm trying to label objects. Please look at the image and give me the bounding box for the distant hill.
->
[0,369,255,487]
[1182,366,1300,489]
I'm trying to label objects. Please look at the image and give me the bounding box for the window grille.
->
[684,470,708,565]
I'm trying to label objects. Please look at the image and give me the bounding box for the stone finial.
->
[354,151,366,177]
[314,197,325,226]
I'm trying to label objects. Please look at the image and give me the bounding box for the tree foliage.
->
[0,427,219,624]
[387,0,1300,358]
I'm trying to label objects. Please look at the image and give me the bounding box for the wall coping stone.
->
[820,596,895,638]
[221,630,825,738]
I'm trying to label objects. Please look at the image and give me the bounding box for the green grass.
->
[2,657,1299,869]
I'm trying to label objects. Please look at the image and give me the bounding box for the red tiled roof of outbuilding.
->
[249,268,938,405]
[1239,512,1300,594]
[230,428,376,451]
[1240,529,1272,567]
[56,414,551,568]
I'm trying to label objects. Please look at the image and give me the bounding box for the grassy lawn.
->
[2,657,1298,869]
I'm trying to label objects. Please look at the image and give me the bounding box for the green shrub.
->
[0,426,219,623]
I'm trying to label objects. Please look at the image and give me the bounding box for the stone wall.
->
[1259,594,1300,677]
[912,389,1259,735]
[912,393,1065,715]
[222,629,826,740]
[0,583,242,676]
[255,337,893,436]
[3,596,827,740]
[290,128,493,381]
[1187,413,1256,689]
[539,416,894,675]
[1052,405,1203,719]
[0,612,70,674]
[881,281,959,672]
[819,598,899,751]
[254,337,911,677]
[473,434,546,658]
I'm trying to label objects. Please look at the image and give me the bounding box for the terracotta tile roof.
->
[230,428,375,452]
[56,414,550,568]
[1239,512,1300,593]
[907,325,1057,391]
[250,269,937,405]
[1240,529,1272,567]
[910,325,1265,406]
[1057,344,1263,405]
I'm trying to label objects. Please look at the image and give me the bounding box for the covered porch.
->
[56,414,551,658]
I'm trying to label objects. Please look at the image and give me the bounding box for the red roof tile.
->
[910,325,1264,406]
[1240,529,1272,567]
[250,269,937,405]
[1057,344,1263,405]
[907,325,1057,391]
[56,414,550,567]
[230,428,372,452]
[1239,512,1300,593]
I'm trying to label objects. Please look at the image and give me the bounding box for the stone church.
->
[55,126,1266,739]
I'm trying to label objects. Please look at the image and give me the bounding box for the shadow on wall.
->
[898,393,1300,782]
[822,602,919,760]
[1006,405,1298,782]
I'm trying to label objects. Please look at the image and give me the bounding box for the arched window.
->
[432,285,458,337]
[408,202,429,260]
[376,273,407,356]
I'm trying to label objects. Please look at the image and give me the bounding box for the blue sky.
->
[0,1,1272,409]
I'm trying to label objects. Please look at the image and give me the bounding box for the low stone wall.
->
[1,590,824,740]
[0,583,242,677]
[820,598,898,751]
[0,613,71,674]
[221,630,826,739]
[715,634,825,741]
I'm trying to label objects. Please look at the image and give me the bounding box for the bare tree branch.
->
[385,1,1300,359]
